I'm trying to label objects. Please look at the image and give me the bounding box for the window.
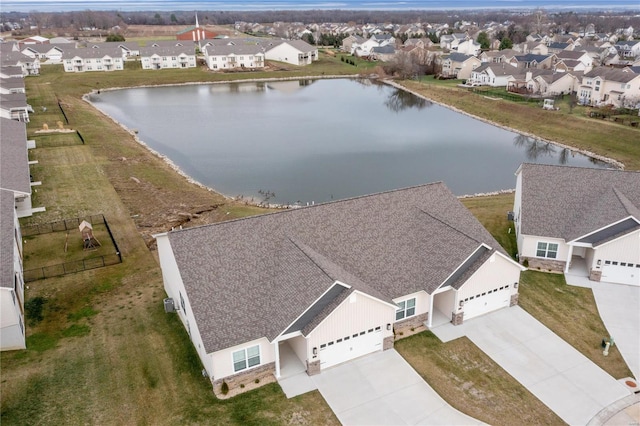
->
[536,242,558,259]
[396,298,416,320]
[232,345,260,372]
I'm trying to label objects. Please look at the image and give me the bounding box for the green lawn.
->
[2,53,635,425]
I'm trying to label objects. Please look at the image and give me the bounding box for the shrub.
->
[221,381,229,395]
[25,296,47,325]
[254,378,260,384]
[523,258,529,268]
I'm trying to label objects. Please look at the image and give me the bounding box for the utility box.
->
[164,298,176,313]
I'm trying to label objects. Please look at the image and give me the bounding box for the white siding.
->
[520,235,568,261]
[458,253,521,301]
[0,288,25,350]
[307,291,395,351]
[155,234,210,376]
[210,337,275,380]
[287,335,308,363]
[433,288,455,313]
[593,229,640,267]
[393,290,430,322]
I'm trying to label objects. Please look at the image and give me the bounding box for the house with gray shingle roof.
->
[264,39,318,66]
[514,163,640,286]
[140,45,197,70]
[202,42,265,70]
[155,183,524,394]
[578,66,640,107]
[441,52,482,79]
[61,47,124,72]
[0,118,33,218]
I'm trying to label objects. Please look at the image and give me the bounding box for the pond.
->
[91,78,609,205]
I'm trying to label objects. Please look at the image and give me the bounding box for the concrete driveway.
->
[592,283,640,380]
[432,306,631,426]
[311,349,484,426]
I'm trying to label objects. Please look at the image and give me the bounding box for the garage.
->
[601,260,640,286]
[318,326,383,369]
[462,285,511,320]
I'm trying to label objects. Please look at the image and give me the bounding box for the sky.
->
[2,0,640,13]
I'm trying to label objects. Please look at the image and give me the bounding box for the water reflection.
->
[513,135,556,161]
[384,88,432,113]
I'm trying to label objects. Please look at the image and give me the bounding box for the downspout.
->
[428,293,434,328]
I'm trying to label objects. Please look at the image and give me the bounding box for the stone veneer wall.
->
[212,362,275,394]
[394,313,428,337]
[510,293,519,307]
[451,312,464,325]
[306,360,321,376]
[590,269,602,282]
[522,257,566,273]
[383,335,394,350]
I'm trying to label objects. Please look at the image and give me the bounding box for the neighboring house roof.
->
[555,50,588,60]
[371,45,396,54]
[0,189,16,289]
[269,39,316,54]
[474,63,517,76]
[549,42,570,50]
[203,43,264,56]
[165,182,507,353]
[446,52,475,63]
[139,45,195,57]
[0,77,25,90]
[518,163,640,242]
[513,53,552,63]
[584,66,639,83]
[0,118,30,195]
[61,47,123,59]
[0,66,24,77]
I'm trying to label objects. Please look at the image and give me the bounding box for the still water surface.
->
[92,79,608,205]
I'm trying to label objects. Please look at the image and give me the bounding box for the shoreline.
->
[83,75,618,209]
[384,79,625,171]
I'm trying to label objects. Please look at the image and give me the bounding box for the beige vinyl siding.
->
[287,335,308,364]
[156,235,210,376]
[521,235,568,261]
[307,291,394,351]
[393,290,430,322]
[457,253,521,301]
[433,288,455,313]
[210,337,275,380]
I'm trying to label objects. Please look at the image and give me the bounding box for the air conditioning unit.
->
[507,211,515,221]
[164,298,176,313]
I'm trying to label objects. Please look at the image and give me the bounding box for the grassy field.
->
[400,78,640,170]
[1,52,636,424]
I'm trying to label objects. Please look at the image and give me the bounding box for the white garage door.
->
[462,285,511,320]
[318,326,383,369]
[602,261,640,286]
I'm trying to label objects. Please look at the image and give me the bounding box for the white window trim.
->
[232,345,261,373]
[536,241,558,259]
[395,297,416,321]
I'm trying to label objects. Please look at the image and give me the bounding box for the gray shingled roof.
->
[61,47,123,60]
[0,118,30,195]
[203,43,265,56]
[584,67,640,84]
[166,182,506,353]
[518,163,640,242]
[0,77,25,90]
[139,45,196,57]
[0,189,16,289]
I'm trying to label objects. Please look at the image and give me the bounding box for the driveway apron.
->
[435,306,631,426]
[311,349,485,425]
[591,283,640,381]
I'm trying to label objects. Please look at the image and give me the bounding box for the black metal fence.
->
[22,214,106,236]
[22,214,123,282]
[24,254,122,282]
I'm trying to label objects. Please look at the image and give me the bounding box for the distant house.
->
[514,163,640,286]
[140,46,197,70]
[509,53,556,70]
[508,70,579,96]
[1,52,40,76]
[578,66,640,107]
[0,78,26,94]
[469,63,517,87]
[20,44,65,63]
[555,50,593,73]
[17,35,49,46]
[202,42,265,70]
[341,34,366,53]
[455,39,481,56]
[614,40,640,59]
[369,45,396,61]
[0,93,33,122]
[264,40,317,66]
[155,183,524,394]
[62,48,124,72]
[441,52,481,79]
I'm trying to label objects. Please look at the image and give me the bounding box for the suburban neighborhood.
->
[1,4,639,425]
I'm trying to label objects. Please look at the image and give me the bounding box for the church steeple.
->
[195,13,199,28]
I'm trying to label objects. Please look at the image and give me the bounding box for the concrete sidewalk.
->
[591,283,640,381]
[432,307,631,425]
[311,349,485,425]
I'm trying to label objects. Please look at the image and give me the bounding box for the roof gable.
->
[165,182,506,353]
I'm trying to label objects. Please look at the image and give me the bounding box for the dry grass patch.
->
[461,193,516,258]
[395,332,563,425]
